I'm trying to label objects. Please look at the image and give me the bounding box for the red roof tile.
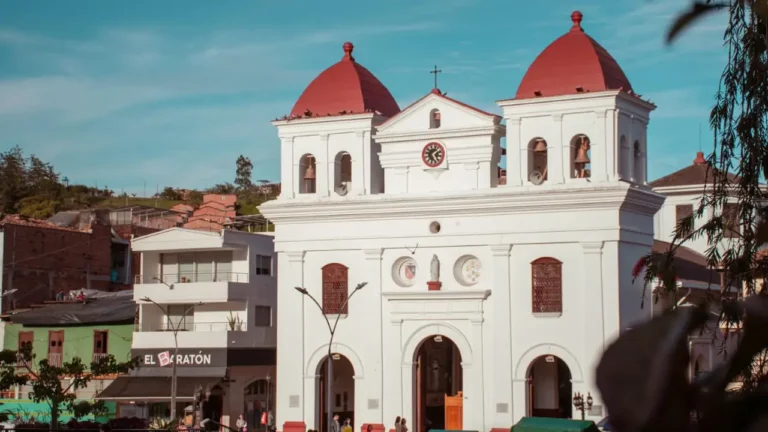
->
[650,151,741,188]
[515,11,633,100]
[290,42,400,118]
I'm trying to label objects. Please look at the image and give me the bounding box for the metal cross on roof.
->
[430,65,442,89]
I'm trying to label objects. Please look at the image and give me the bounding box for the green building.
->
[0,291,135,423]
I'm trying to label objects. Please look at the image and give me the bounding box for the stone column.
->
[363,248,384,422]
[580,242,605,420]
[490,244,513,427]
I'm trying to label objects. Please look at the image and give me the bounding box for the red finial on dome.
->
[343,42,354,61]
[571,11,583,31]
[693,151,706,165]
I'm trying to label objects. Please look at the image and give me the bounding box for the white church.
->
[260,11,666,432]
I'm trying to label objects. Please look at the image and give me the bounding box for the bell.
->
[303,163,316,180]
[574,137,590,164]
[533,139,547,152]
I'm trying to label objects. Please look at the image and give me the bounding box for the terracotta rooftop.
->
[652,240,720,286]
[650,151,741,188]
[514,11,633,100]
[0,214,86,233]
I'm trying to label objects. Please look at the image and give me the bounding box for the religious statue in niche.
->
[430,359,442,391]
[428,254,442,291]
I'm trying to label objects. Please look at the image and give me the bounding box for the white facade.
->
[261,89,665,431]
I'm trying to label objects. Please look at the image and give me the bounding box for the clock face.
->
[422,142,445,167]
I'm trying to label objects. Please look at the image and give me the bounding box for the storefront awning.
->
[96,376,222,402]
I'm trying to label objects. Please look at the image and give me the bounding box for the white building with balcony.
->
[97,228,277,430]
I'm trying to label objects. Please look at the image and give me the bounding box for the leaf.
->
[666,2,729,45]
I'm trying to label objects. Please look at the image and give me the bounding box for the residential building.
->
[0,212,122,313]
[0,291,134,422]
[260,11,664,432]
[97,228,277,430]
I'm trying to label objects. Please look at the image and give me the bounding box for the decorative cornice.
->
[285,251,306,263]
[382,290,491,301]
[363,248,383,260]
[490,244,512,257]
[260,184,666,224]
[581,241,605,253]
[375,125,504,144]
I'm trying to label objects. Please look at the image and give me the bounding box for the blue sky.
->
[0,0,727,194]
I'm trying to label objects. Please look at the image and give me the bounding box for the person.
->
[331,414,340,432]
[341,419,352,432]
[236,414,247,432]
[267,410,275,432]
[394,417,402,432]
[400,418,408,432]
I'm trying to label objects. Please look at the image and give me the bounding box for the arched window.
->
[334,152,352,195]
[633,140,644,184]
[527,138,548,184]
[531,257,562,314]
[299,154,316,194]
[570,134,591,179]
[619,135,629,180]
[430,109,441,129]
[322,263,349,315]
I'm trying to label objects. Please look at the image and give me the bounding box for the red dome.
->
[290,42,400,118]
[515,11,633,100]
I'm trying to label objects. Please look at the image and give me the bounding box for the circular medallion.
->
[454,255,482,286]
[393,257,418,287]
[422,142,446,168]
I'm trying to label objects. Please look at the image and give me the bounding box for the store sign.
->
[132,349,226,368]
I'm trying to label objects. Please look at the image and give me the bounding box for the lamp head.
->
[355,282,368,291]
[294,287,308,295]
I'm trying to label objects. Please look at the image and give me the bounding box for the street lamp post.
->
[140,296,203,421]
[572,391,593,420]
[295,282,367,432]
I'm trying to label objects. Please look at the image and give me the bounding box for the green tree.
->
[0,343,136,430]
[208,183,236,195]
[0,146,28,213]
[159,187,182,201]
[235,155,253,194]
[635,0,768,396]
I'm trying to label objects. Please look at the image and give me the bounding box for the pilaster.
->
[580,241,605,419]
[469,317,486,432]
[281,136,296,199]
[506,118,523,186]
[592,110,608,182]
[356,131,367,195]
[318,134,330,197]
[283,251,307,423]
[550,113,565,184]
[362,248,384,422]
[489,244,513,427]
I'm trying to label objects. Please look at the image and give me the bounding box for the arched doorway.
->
[317,354,355,432]
[244,379,274,429]
[526,355,572,418]
[413,335,463,432]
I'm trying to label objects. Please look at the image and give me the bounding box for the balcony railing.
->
[47,353,62,367]
[135,272,249,284]
[92,352,110,362]
[137,321,247,332]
